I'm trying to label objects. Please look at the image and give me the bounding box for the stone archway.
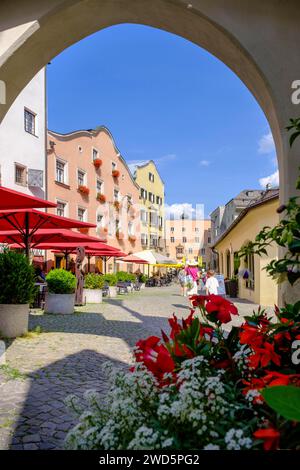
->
[0,0,299,302]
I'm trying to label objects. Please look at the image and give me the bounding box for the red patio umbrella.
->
[119,254,149,264]
[0,228,99,257]
[51,246,125,271]
[0,186,57,210]
[0,209,95,257]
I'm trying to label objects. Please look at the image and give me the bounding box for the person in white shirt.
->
[205,270,219,295]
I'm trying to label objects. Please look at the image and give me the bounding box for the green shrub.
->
[102,273,117,286]
[0,250,36,304]
[116,271,136,282]
[139,274,148,283]
[46,269,76,294]
[84,273,104,289]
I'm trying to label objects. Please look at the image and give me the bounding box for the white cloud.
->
[165,203,204,220]
[259,170,279,188]
[199,160,210,166]
[258,131,275,154]
[156,153,177,164]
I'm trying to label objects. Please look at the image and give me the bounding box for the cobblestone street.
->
[0,285,263,450]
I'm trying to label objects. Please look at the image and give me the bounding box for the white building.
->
[0,68,46,199]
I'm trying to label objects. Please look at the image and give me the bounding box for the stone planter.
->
[109,286,117,298]
[0,304,29,338]
[44,293,75,314]
[140,283,146,290]
[83,288,103,304]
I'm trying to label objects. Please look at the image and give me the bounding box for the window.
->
[195,227,199,232]
[182,236,187,243]
[150,234,158,247]
[201,248,206,255]
[182,227,186,232]
[149,192,152,202]
[188,248,193,254]
[150,212,158,227]
[159,216,163,229]
[97,213,103,226]
[114,189,119,201]
[156,195,160,205]
[177,246,184,255]
[171,227,174,232]
[208,237,211,244]
[56,201,66,217]
[246,253,255,290]
[97,179,103,193]
[149,172,154,182]
[56,159,65,184]
[170,237,175,243]
[92,148,99,160]
[77,169,85,186]
[15,164,26,186]
[128,221,134,236]
[141,188,147,199]
[112,162,117,171]
[195,237,200,243]
[141,234,148,246]
[24,109,36,135]
[140,210,148,223]
[77,207,86,222]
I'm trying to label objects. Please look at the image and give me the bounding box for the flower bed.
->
[65,294,300,450]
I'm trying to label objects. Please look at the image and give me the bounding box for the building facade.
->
[0,69,46,199]
[166,217,211,268]
[213,191,279,306]
[130,160,165,253]
[47,126,142,272]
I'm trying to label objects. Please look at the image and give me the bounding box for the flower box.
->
[97,193,106,203]
[129,235,136,242]
[93,158,102,169]
[78,185,90,195]
[116,231,124,240]
[112,170,120,178]
[113,200,120,211]
[79,227,89,234]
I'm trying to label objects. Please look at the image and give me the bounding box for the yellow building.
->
[213,190,279,306]
[130,160,165,253]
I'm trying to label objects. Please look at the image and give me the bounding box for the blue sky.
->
[47,24,278,217]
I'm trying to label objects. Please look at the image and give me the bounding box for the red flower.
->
[134,336,175,383]
[253,427,280,450]
[93,158,102,168]
[205,295,238,324]
[190,295,207,307]
[168,314,182,339]
[240,324,265,349]
[249,342,281,369]
[263,371,300,387]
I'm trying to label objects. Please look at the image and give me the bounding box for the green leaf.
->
[262,386,300,421]
[290,131,300,147]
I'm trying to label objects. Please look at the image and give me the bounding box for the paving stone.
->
[22,433,40,444]
[23,443,39,450]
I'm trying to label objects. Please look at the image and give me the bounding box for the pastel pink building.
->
[46,126,142,273]
[166,218,212,268]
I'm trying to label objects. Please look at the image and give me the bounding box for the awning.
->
[117,254,149,264]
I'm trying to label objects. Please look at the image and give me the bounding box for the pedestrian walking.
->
[185,260,199,296]
[178,266,187,296]
[205,269,219,295]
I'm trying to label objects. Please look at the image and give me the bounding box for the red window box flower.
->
[93,158,102,169]
[78,185,90,195]
[97,193,106,203]
[129,235,136,242]
[113,200,120,211]
[112,170,120,178]
[78,227,89,234]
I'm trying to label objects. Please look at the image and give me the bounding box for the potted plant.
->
[139,274,147,289]
[128,234,136,242]
[112,169,120,178]
[44,269,77,314]
[97,193,106,203]
[83,273,104,304]
[78,185,90,196]
[93,158,102,169]
[79,227,89,234]
[102,274,118,297]
[0,250,36,338]
[113,200,120,211]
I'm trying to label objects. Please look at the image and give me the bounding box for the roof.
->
[128,159,165,185]
[48,126,140,191]
[212,189,279,248]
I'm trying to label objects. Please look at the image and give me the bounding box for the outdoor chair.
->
[117,282,128,295]
[102,283,110,297]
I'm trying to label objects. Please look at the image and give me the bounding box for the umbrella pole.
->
[104,257,107,274]
[65,250,69,270]
[25,212,30,260]
[88,254,91,273]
